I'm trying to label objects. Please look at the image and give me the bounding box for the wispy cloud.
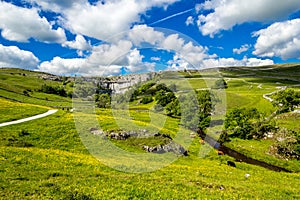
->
[149,8,194,26]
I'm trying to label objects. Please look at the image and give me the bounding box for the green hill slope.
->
[0,66,299,199]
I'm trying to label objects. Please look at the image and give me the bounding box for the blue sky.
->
[0,0,300,76]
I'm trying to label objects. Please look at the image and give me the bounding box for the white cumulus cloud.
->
[233,44,251,54]
[128,25,164,46]
[0,1,66,43]
[0,44,39,69]
[185,16,194,26]
[39,57,86,75]
[196,0,300,37]
[63,35,92,51]
[31,0,180,41]
[203,56,274,68]
[253,18,300,60]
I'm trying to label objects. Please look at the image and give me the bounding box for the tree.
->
[95,94,111,108]
[179,93,199,130]
[155,90,176,107]
[196,90,216,130]
[165,99,180,116]
[138,82,155,95]
[141,96,153,104]
[224,107,278,140]
[213,78,227,89]
[273,89,300,113]
[224,108,261,139]
[39,84,67,97]
[156,83,172,93]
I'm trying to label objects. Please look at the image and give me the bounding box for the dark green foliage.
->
[155,83,172,93]
[196,90,216,131]
[95,93,111,108]
[73,82,95,98]
[23,90,30,96]
[130,90,139,102]
[165,98,180,116]
[155,90,176,107]
[179,93,200,130]
[218,130,230,143]
[138,82,155,95]
[141,96,153,104]
[6,137,33,147]
[39,84,68,97]
[178,90,216,131]
[271,128,300,160]
[273,89,300,113]
[19,129,30,137]
[225,108,277,140]
[213,79,227,89]
[225,108,260,139]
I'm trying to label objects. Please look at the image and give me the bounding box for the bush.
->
[39,84,68,97]
[165,99,180,116]
[95,93,111,108]
[141,96,153,104]
[218,130,230,143]
[23,90,30,96]
[271,128,300,160]
[213,79,227,89]
[138,82,155,95]
[155,91,176,107]
[273,89,300,113]
[225,108,277,140]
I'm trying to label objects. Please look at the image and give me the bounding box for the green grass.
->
[276,112,300,132]
[1,66,300,199]
[224,138,300,172]
[1,111,300,199]
[0,68,72,107]
[0,98,48,123]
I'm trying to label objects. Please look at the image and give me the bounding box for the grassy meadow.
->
[0,65,300,199]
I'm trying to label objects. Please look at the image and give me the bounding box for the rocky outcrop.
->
[89,128,187,156]
[143,142,188,156]
[106,130,172,140]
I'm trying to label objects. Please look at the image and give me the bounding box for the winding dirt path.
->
[0,110,58,127]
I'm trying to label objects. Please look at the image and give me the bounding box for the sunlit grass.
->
[0,98,48,123]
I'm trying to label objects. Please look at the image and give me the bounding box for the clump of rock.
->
[143,142,188,156]
[89,128,187,156]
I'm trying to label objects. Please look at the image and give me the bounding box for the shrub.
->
[213,79,227,89]
[141,96,153,104]
[272,89,300,113]
[39,84,68,97]
[95,93,111,108]
[155,91,176,107]
[270,128,300,160]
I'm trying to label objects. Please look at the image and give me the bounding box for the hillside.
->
[0,65,300,199]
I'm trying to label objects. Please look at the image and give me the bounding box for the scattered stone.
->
[143,142,188,156]
[190,132,196,138]
[89,128,104,136]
